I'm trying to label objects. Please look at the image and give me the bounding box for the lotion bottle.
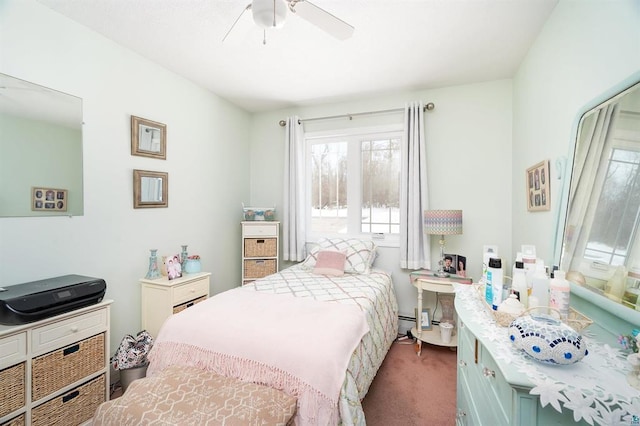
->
[531,262,550,309]
[488,257,504,310]
[549,270,570,319]
[512,261,528,308]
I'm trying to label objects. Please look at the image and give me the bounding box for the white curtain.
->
[399,102,430,269]
[563,103,619,268]
[282,116,306,261]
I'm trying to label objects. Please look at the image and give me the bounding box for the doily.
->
[455,284,640,426]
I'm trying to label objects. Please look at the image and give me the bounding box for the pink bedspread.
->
[147,288,370,425]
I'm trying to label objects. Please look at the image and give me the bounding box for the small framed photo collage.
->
[526,160,550,212]
[32,187,68,212]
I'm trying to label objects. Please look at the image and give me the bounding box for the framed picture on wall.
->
[32,187,67,212]
[526,160,550,212]
[131,115,167,160]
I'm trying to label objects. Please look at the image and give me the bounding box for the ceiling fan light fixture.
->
[252,0,288,29]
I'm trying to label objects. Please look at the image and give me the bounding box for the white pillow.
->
[301,238,377,274]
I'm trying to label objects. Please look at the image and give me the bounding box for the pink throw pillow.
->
[313,250,347,277]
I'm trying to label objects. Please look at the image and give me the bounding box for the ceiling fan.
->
[222,0,354,44]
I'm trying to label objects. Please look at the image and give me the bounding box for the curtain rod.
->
[278,102,435,127]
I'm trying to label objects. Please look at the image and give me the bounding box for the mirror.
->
[131,115,166,160]
[0,73,83,217]
[133,169,168,208]
[559,76,640,318]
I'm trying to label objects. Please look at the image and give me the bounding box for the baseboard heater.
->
[0,274,106,325]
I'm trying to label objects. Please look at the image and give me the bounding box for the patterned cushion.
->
[301,238,377,274]
[313,250,347,276]
[92,366,297,426]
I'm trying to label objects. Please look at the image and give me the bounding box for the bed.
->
[143,238,398,425]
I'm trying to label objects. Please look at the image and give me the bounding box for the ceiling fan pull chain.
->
[263,29,267,45]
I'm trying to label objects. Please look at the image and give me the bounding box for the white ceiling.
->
[36,0,558,113]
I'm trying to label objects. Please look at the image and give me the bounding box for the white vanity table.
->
[455,284,638,425]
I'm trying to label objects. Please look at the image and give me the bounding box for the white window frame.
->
[304,124,403,247]
[576,127,640,271]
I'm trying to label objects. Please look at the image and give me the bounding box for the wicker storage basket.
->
[31,374,105,426]
[244,238,277,257]
[32,333,105,401]
[244,259,277,279]
[0,362,25,418]
[1,413,25,426]
[173,295,208,314]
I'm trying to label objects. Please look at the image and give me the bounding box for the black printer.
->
[0,274,106,325]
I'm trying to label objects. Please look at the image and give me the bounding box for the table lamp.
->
[424,209,463,277]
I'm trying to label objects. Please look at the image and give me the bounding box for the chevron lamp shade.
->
[423,210,463,235]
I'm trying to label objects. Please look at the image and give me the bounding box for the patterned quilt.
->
[243,265,399,425]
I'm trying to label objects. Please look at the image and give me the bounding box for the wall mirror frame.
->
[131,115,166,160]
[0,73,84,217]
[133,169,168,209]
[556,71,640,328]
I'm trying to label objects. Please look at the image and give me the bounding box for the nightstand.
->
[140,272,211,338]
[411,276,458,356]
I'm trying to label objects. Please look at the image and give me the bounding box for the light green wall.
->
[0,0,251,354]
[512,0,640,267]
[249,80,514,320]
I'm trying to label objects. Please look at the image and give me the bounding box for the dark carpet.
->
[361,339,457,426]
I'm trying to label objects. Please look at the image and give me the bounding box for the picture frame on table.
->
[526,160,550,212]
[415,307,432,330]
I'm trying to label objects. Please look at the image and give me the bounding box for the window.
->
[306,127,402,242]
[584,147,640,265]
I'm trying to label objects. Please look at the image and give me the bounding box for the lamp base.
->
[433,271,450,278]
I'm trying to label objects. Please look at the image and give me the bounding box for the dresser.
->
[241,221,279,285]
[140,272,211,338]
[455,284,635,425]
[0,300,112,426]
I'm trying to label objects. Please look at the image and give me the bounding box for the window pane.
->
[361,138,400,234]
[585,148,640,265]
[311,141,348,234]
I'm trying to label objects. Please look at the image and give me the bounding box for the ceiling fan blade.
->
[222,4,251,43]
[292,1,354,40]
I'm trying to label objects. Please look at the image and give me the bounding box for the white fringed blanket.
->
[147,288,370,425]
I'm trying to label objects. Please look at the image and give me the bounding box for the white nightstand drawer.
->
[173,278,209,305]
[31,308,108,355]
[0,332,27,368]
[243,223,278,237]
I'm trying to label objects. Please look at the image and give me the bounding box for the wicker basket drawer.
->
[32,333,105,401]
[1,413,25,426]
[244,259,277,279]
[31,374,105,426]
[244,238,277,257]
[173,295,208,314]
[0,362,25,418]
